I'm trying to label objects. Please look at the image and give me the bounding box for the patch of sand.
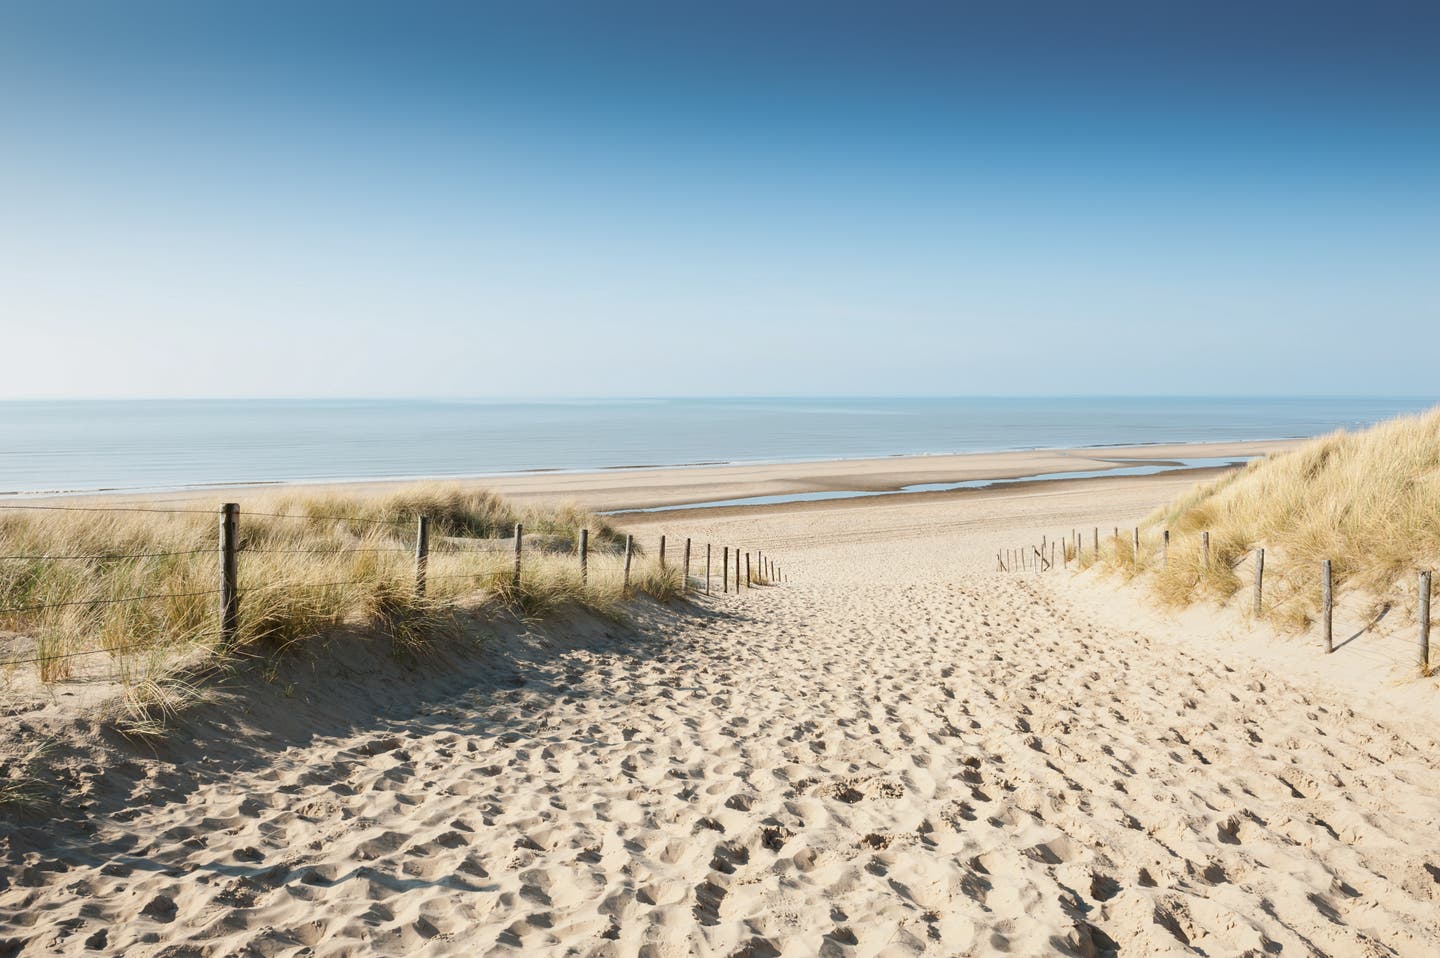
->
[5,456,1440,956]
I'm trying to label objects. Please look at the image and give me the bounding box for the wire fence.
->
[996,524,1434,676]
[0,502,790,675]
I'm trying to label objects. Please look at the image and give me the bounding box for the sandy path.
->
[6,472,1440,956]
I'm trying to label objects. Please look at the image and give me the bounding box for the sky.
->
[0,1,1436,399]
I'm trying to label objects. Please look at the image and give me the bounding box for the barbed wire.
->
[241,511,412,526]
[0,548,213,562]
[0,504,214,515]
[0,589,220,616]
[237,546,413,556]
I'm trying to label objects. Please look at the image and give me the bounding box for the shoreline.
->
[0,435,1320,501]
[7,437,1300,513]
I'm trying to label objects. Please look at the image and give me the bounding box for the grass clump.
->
[1091,407,1440,632]
[0,484,673,713]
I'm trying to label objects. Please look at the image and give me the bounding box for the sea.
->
[0,397,1433,496]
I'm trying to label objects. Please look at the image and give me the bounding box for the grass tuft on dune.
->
[0,485,670,699]
[1088,407,1440,631]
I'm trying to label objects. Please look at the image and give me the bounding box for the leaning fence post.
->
[706,543,712,594]
[1253,547,1265,616]
[219,503,239,646]
[512,522,523,588]
[683,538,691,592]
[1419,570,1432,674]
[579,528,589,582]
[1322,559,1333,653]
[623,534,633,592]
[414,515,430,599]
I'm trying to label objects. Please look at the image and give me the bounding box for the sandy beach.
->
[5,441,1440,956]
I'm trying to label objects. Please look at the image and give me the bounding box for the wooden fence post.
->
[1253,547,1265,616]
[1201,531,1210,573]
[414,515,430,599]
[723,546,729,592]
[1322,559,1333,653]
[1093,528,1099,554]
[683,538,691,593]
[736,548,742,590]
[706,543,712,594]
[659,534,666,568]
[1162,529,1169,569]
[579,528,588,582]
[623,534,633,592]
[1419,570,1432,674]
[219,503,239,646]
[1133,527,1140,570]
[512,522,523,588]
[746,552,752,586]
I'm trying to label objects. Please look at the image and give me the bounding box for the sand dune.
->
[4,461,1440,956]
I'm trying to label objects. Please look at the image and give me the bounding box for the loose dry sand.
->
[5,449,1440,956]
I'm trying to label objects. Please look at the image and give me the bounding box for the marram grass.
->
[1087,407,1440,631]
[0,484,674,694]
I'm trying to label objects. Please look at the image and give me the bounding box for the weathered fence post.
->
[623,534,633,592]
[1253,547,1265,616]
[746,552,752,586]
[414,515,430,599]
[1133,527,1140,570]
[706,543,712,594]
[683,538,692,593]
[723,546,729,592]
[219,503,239,646]
[1322,559,1333,653]
[1162,529,1169,569]
[659,534,666,568]
[1419,570,1432,674]
[736,548,742,589]
[579,528,589,582]
[1093,528,1099,554]
[1201,531,1210,573]
[512,522,523,588]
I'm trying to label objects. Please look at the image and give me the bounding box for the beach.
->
[5,439,1440,956]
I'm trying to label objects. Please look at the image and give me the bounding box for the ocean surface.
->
[0,397,1433,496]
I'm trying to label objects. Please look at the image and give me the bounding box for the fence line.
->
[1,501,790,673]
[997,523,1434,676]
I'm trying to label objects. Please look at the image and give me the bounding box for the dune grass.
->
[0,485,676,707]
[1087,407,1440,634]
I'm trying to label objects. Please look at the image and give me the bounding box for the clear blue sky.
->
[1,1,1436,398]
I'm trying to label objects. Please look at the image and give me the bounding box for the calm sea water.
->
[0,397,1433,496]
